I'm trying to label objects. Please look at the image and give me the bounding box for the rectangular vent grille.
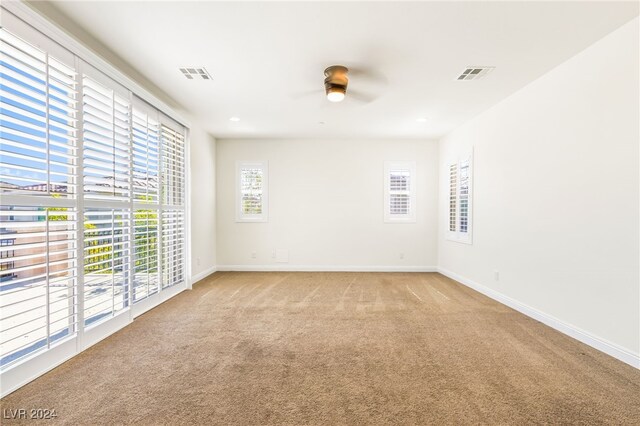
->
[456,66,494,81]
[180,67,212,80]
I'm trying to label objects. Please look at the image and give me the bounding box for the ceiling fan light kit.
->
[324,65,349,102]
[326,88,346,102]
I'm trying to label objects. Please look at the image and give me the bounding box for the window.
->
[1,23,81,369]
[0,206,78,365]
[0,11,188,388]
[0,29,76,199]
[160,122,186,288]
[448,164,457,232]
[131,105,160,302]
[82,76,131,201]
[83,208,130,326]
[447,153,473,243]
[236,161,268,222]
[384,161,416,223]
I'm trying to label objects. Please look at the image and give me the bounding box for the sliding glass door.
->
[0,10,187,393]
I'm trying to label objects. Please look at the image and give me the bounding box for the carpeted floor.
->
[1,272,639,425]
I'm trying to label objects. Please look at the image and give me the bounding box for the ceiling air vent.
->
[456,66,494,81]
[180,67,212,80]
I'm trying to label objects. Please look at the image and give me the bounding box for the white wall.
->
[189,125,217,282]
[438,18,639,360]
[216,139,438,270]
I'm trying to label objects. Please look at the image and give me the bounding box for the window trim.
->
[235,161,269,223]
[384,161,417,224]
[446,151,473,244]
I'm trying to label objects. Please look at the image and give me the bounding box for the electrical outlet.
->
[399,252,405,259]
[251,252,257,259]
[197,257,201,266]
[494,270,499,281]
[271,250,276,259]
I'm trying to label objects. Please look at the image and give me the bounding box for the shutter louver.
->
[159,122,185,289]
[236,161,268,222]
[133,207,159,301]
[161,210,184,289]
[132,104,160,302]
[449,164,457,232]
[240,167,263,215]
[161,125,185,206]
[1,29,78,196]
[0,206,77,368]
[82,77,131,202]
[447,154,472,242]
[83,209,130,327]
[389,169,410,215]
[132,109,159,203]
[383,161,415,223]
[459,160,470,233]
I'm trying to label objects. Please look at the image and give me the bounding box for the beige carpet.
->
[1,272,639,425]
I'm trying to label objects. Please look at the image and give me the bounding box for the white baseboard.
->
[216,264,438,272]
[191,265,217,285]
[437,267,640,369]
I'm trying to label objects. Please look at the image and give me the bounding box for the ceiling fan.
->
[292,64,385,104]
[324,65,349,102]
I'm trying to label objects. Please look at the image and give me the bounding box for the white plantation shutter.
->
[0,206,77,367]
[0,28,47,193]
[133,207,159,301]
[236,161,268,222]
[447,153,473,243]
[46,56,78,196]
[0,28,78,196]
[83,209,130,326]
[82,76,131,201]
[241,168,263,214]
[0,13,188,389]
[160,119,186,289]
[1,20,80,370]
[459,159,470,234]
[389,169,411,215]
[132,107,160,203]
[449,164,457,232]
[161,210,185,289]
[384,161,416,223]
[161,124,185,206]
[130,101,161,303]
[80,70,135,324]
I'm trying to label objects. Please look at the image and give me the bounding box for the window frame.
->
[384,161,417,224]
[447,151,473,244]
[235,161,269,223]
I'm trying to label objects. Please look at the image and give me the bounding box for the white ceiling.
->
[47,1,638,139]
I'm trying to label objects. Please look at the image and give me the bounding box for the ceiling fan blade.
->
[347,66,388,86]
[290,89,322,100]
[348,89,376,104]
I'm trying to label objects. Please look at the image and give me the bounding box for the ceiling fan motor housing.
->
[324,65,349,96]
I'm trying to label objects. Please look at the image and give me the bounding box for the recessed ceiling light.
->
[318,121,325,125]
[416,117,429,123]
[229,117,240,122]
